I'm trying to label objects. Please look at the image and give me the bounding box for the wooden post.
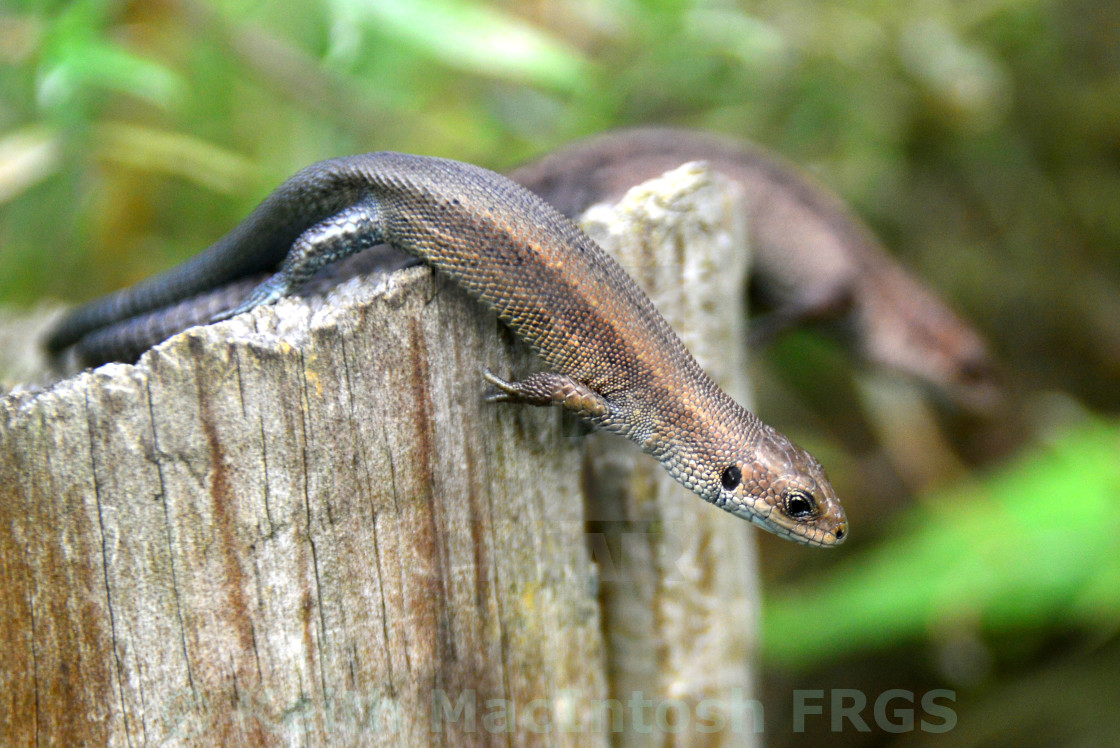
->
[0,163,758,746]
[579,164,759,746]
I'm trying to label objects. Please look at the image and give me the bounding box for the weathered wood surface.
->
[579,166,759,745]
[0,163,759,746]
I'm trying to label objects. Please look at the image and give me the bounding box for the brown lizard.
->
[45,151,849,546]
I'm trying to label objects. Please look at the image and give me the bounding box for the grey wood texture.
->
[0,162,758,746]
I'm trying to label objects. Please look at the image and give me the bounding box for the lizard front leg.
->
[483,369,611,420]
[213,197,384,322]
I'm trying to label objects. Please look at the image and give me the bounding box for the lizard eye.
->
[783,489,818,520]
[721,465,742,490]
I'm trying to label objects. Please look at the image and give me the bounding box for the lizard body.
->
[45,151,848,546]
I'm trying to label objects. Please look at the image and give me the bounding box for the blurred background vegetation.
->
[2,0,1118,744]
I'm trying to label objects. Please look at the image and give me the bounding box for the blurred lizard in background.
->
[510,128,998,412]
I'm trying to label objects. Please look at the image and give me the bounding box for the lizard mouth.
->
[749,512,847,547]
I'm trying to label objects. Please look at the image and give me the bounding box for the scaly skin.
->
[45,152,848,546]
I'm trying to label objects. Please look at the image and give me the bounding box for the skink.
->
[44,151,848,546]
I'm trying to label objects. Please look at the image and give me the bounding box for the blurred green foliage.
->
[764,417,1120,668]
[3,1,1117,349]
[2,1,1119,734]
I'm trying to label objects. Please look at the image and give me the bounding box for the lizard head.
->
[681,419,848,547]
